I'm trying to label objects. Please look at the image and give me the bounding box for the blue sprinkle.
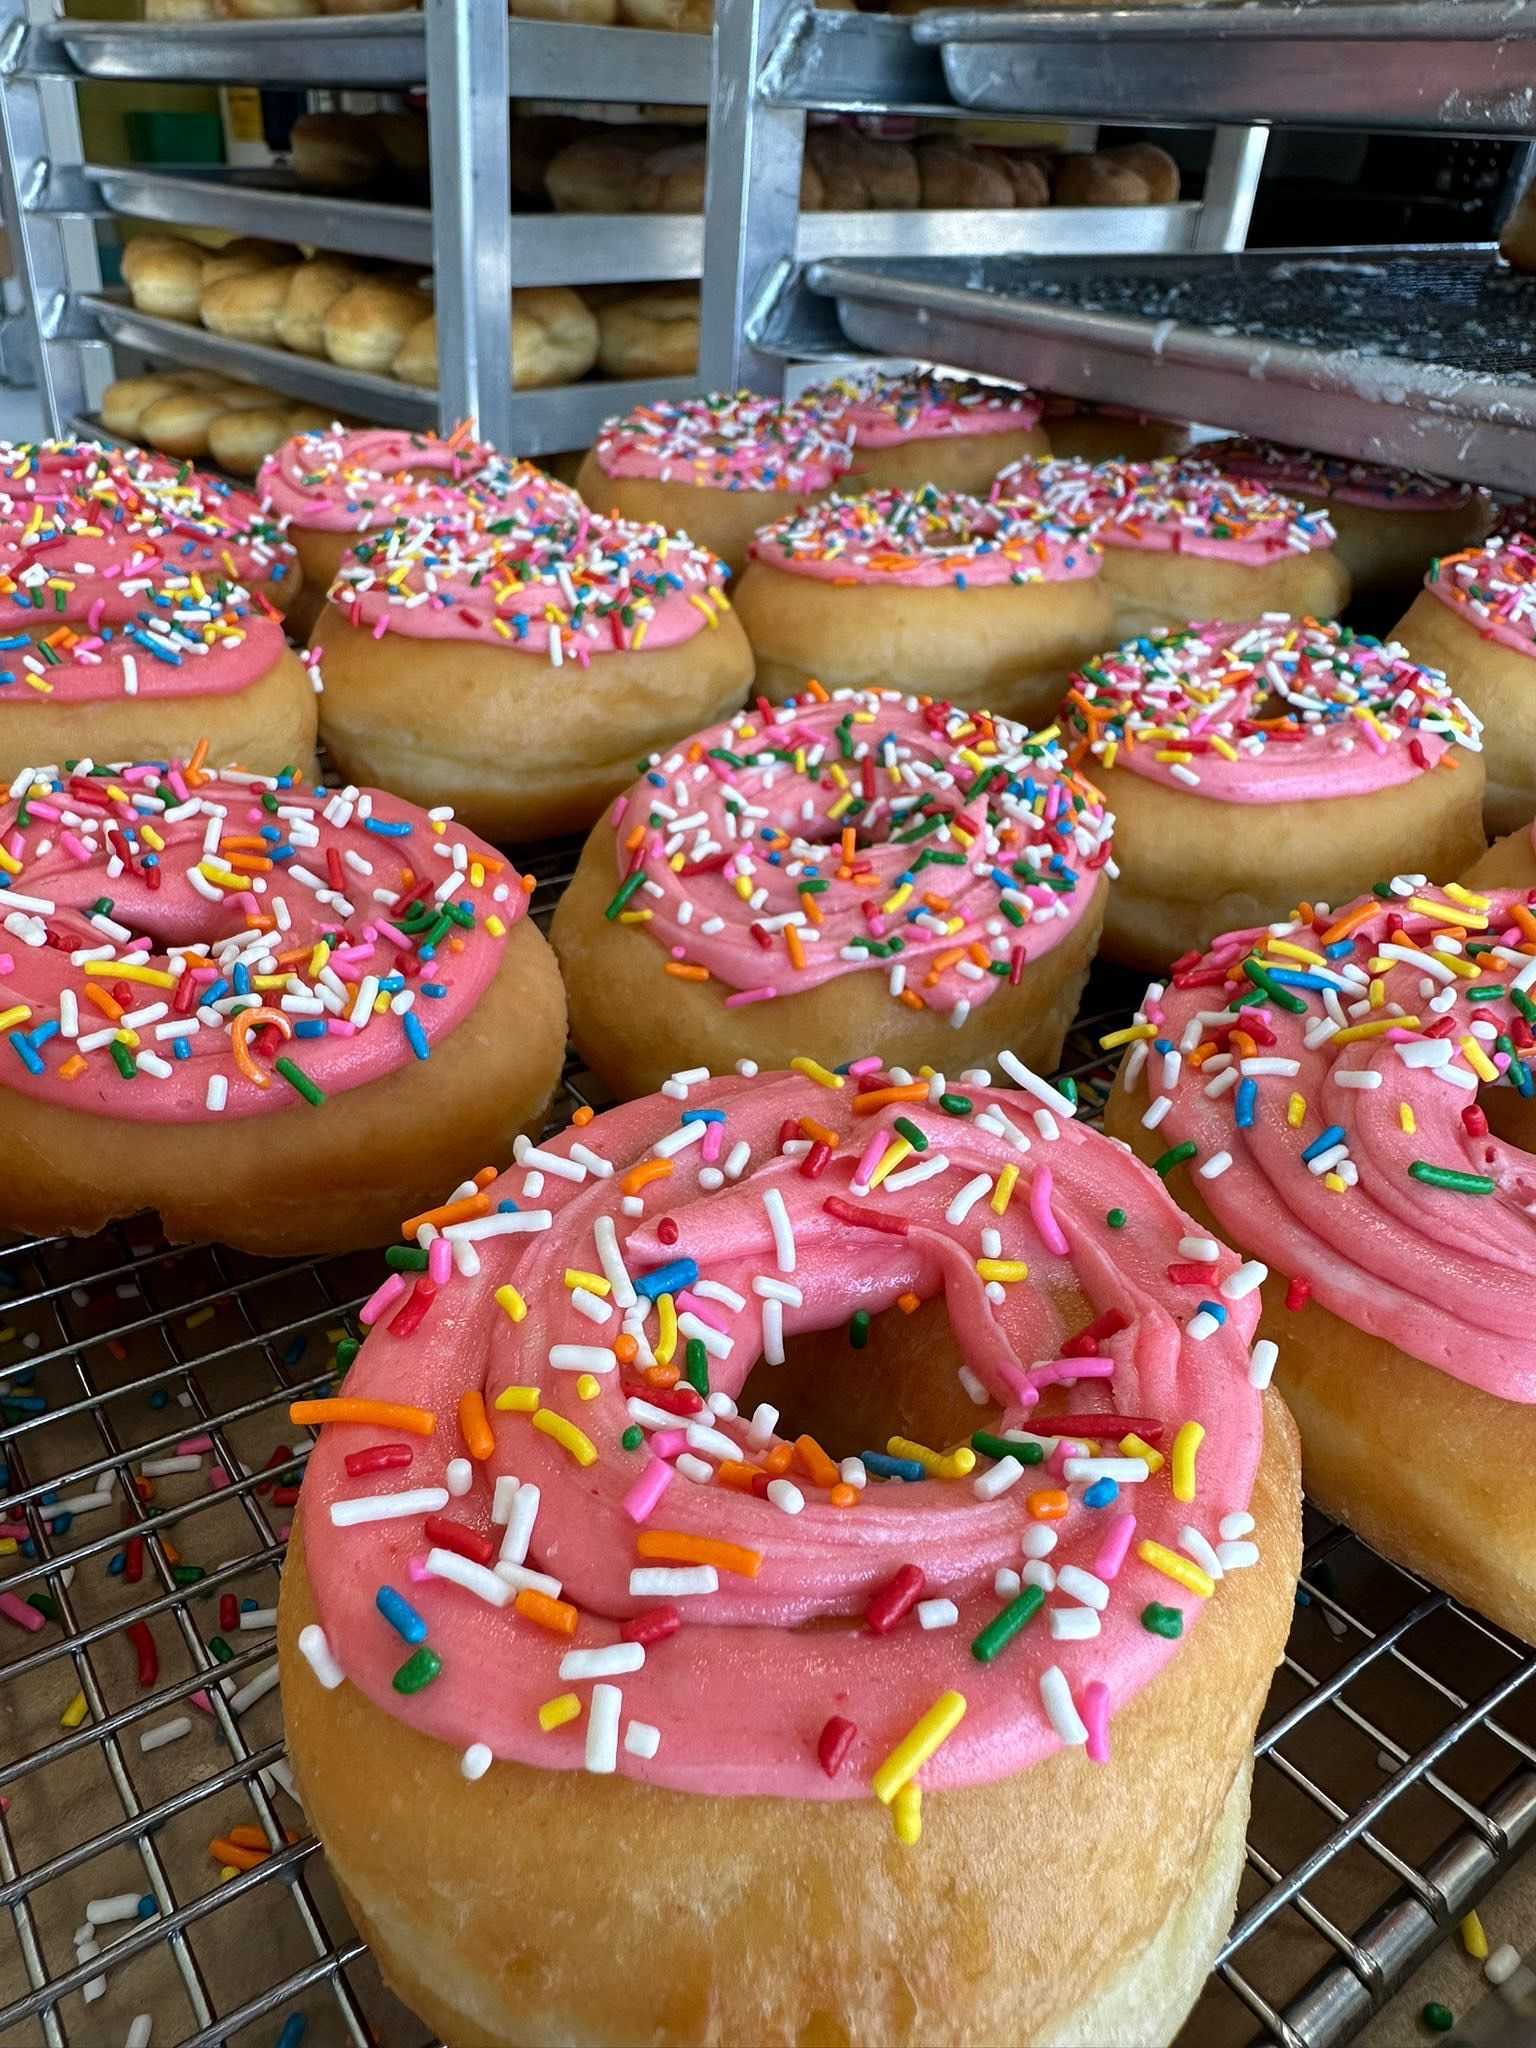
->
[8,1031,43,1075]
[379,975,405,993]
[634,1258,699,1301]
[240,1596,259,1612]
[645,771,666,788]
[375,1585,428,1644]
[1235,1077,1257,1129]
[51,1512,72,1536]
[108,1550,126,1576]
[403,1012,429,1061]
[137,1895,155,1918]
[679,1109,725,1125]
[149,1389,169,1410]
[233,963,250,996]
[29,1021,58,1049]
[282,1335,307,1367]
[173,1035,190,1059]
[294,1019,325,1039]
[1266,968,1336,991]
[201,978,229,1007]
[860,1451,925,1482]
[421,982,447,998]
[1196,1299,1228,1327]
[275,2017,307,2048]
[1083,1478,1119,1509]
[363,818,412,838]
[497,1199,519,1214]
[1300,1124,1345,1164]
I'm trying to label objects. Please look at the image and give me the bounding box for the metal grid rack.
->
[1,839,1534,2048]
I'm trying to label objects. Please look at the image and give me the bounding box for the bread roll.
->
[277,257,363,357]
[137,392,227,460]
[391,313,437,389]
[1053,151,1152,206]
[620,0,711,26]
[374,110,430,188]
[511,115,579,199]
[510,0,619,24]
[209,405,298,476]
[289,112,387,192]
[220,0,320,17]
[805,129,919,210]
[596,283,698,379]
[283,404,342,437]
[1105,141,1179,204]
[325,280,432,374]
[916,138,1015,209]
[200,264,300,345]
[100,374,184,438]
[121,236,204,321]
[322,0,417,12]
[975,146,1051,207]
[145,0,217,17]
[212,382,283,413]
[546,137,661,213]
[393,286,599,391]
[200,238,297,288]
[648,139,822,213]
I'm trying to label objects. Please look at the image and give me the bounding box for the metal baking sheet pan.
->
[805,243,1536,490]
[34,15,428,88]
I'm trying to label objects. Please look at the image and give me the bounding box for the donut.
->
[1061,618,1487,971]
[98,374,188,439]
[996,456,1351,642]
[551,685,1113,1099]
[1205,438,1493,603]
[0,752,565,1254]
[256,424,534,641]
[1390,537,1536,837]
[120,235,205,322]
[1492,498,1536,545]
[313,499,753,841]
[324,280,432,375]
[730,486,1113,718]
[1038,397,1186,465]
[1104,881,1536,1642]
[808,370,1051,495]
[1464,814,1536,892]
[594,284,699,380]
[389,288,600,393]
[575,390,856,579]
[199,239,297,289]
[275,256,365,358]
[207,405,305,479]
[277,1061,1299,2048]
[200,264,300,345]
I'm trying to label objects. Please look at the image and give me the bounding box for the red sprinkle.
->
[1038,1414,1163,1441]
[656,1216,680,1246]
[1285,1274,1312,1312]
[219,1594,238,1634]
[822,1196,909,1236]
[620,1382,703,1416]
[1062,1308,1129,1358]
[817,1714,858,1778]
[799,1141,832,1179]
[126,1618,157,1689]
[1462,1105,1489,1138]
[389,1277,436,1339]
[344,1443,413,1478]
[422,1515,494,1566]
[1166,1262,1215,1286]
[124,1534,144,1584]
[621,1606,681,1647]
[865,1563,925,1634]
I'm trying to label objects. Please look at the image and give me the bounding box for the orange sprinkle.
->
[896,1291,922,1314]
[185,737,209,786]
[798,890,823,927]
[805,678,829,703]
[1512,903,1536,946]
[798,1116,839,1149]
[642,1361,681,1390]
[664,962,710,982]
[473,1165,498,1188]
[208,1839,266,1871]
[614,1332,638,1365]
[621,1158,672,1196]
[572,1105,595,1126]
[841,826,857,866]
[288,1397,436,1438]
[458,1390,495,1462]
[515,1588,579,1636]
[58,1053,86,1082]
[1026,1488,1069,1522]
[222,852,273,875]
[785,924,806,971]
[829,1483,858,1508]
[400,1192,491,1238]
[852,1084,928,1113]
[83,984,123,1021]
[795,1434,840,1490]
[636,1531,762,1579]
[714,1459,761,1493]
[898,989,926,1011]
[763,1441,795,1477]
[1319,900,1382,945]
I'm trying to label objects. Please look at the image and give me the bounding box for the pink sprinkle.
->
[24,801,59,820]
[0,1592,43,1634]
[847,1055,882,1076]
[1093,1511,1137,1580]
[674,1290,727,1332]
[1047,1438,1088,1476]
[1029,1165,1071,1258]
[650,1428,687,1461]
[428,1238,453,1286]
[0,954,11,974]
[177,1435,213,1455]
[622,1456,675,1524]
[374,920,409,948]
[724,987,778,1007]
[358,1272,407,1327]
[0,1520,26,1540]
[191,1689,213,1715]
[701,1120,725,1165]
[326,1019,357,1038]
[207,1466,229,1489]
[407,1552,432,1584]
[994,1360,1040,1408]
[609,795,628,829]
[1028,1357,1115,1390]
[167,769,190,803]
[60,831,92,863]
[87,597,105,633]
[852,1128,890,1189]
[1082,1679,1111,1765]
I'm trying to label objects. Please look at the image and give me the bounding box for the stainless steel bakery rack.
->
[0,843,1533,2048]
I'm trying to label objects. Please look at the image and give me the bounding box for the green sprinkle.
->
[603,867,646,921]
[1000,899,1025,928]
[684,1336,709,1398]
[1408,1161,1496,1194]
[334,1338,360,1372]
[849,1310,871,1349]
[89,896,113,917]
[1420,2005,1454,2035]
[274,1057,326,1107]
[392,1646,442,1695]
[109,1039,136,1081]
[620,1425,643,1452]
[970,1584,1045,1664]
[209,1635,234,1663]
[1153,1142,1197,1178]
[171,1564,205,1587]
[938,1093,972,1116]
[1106,1208,1126,1229]
[25,1593,58,1622]
[1059,1077,1077,1107]
[1466,984,1505,1000]
[893,1116,928,1151]
[1514,987,1536,1027]
[1241,957,1308,1013]
[1142,1603,1183,1639]
[385,1245,430,1272]
[971,1430,1043,1466]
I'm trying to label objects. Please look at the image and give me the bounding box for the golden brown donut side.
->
[572,454,821,577]
[553,841,1106,1100]
[0,917,565,1258]
[1391,587,1536,838]
[1097,546,1352,643]
[1043,414,1187,465]
[312,600,754,842]
[1463,824,1536,890]
[839,422,1052,497]
[1306,495,1493,604]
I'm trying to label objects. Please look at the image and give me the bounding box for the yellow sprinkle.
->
[871,1689,967,1805]
[1099,1022,1158,1050]
[936,1447,977,1480]
[1368,978,1385,1007]
[789,1056,843,1090]
[1120,1432,1164,1475]
[1460,1910,1489,1960]
[881,883,913,915]
[564,1269,610,1296]
[1210,735,1238,761]
[1030,724,1060,748]
[538,1692,582,1732]
[887,1435,945,1477]
[617,910,652,925]
[195,866,248,893]
[470,861,485,887]
[976,1257,1029,1284]
[892,1781,922,1845]
[83,961,175,988]
[0,846,19,875]
[1136,1540,1214,1599]
[733,874,754,901]
[868,1138,912,1189]
[827,762,849,790]
[827,791,854,820]
[687,590,719,628]
[185,1306,215,1330]
[1406,895,1485,930]
[1445,883,1490,911]
[493,1385,540,1413]
[1265,940,1327,967]
[1460,1035,1498,1084]
[0,1538,16,1556]
[1399,1103,1416,1134]
[655,1292,678,1367]
[575,1374,601,1402]
[140,824,164,853]
[531,1408,597,1466]
[1323,1172,1348,1193]
[1171,1420,1204,1504]
[1332,1016,1419,1046]
[60,1690,88,1730]
[0,1004,31,1032]
[494,1285,528,1326]
[486,915,507,939]
[1286,1093,1306,1129]
[990,1164,1019,1215]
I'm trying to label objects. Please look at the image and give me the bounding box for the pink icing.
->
[1207,438,1481,515]
[1423,536,1536,664]
[0,597,290,707]
[257,426,578,537]
[325,505,731,660]
[748,488,1101,590]
[1126,887,1536,1400]
[298,1066,1266,1796]
[0,759,524,1121]
[996,456,1338,567]
[605,687,1113,1015]
[814,371,1042,451]
[1065,618,1482,803]
[590,391,855,495]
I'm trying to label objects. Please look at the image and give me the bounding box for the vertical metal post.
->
[698,0,806,393]
[1194,123,1269,252]
[425,0,512,448]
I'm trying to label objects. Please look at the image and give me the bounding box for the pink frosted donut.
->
[552,683,1115,1097]
[811,370,1050,494]
[1105,879,1536,1642]
[730,485,1115,717]
[995,455,1351,640]
[1205,436,1493,598]
[574,389,857,575]
[1037,396,1186,465]
[279,1062,1299,2045]
[1062,616,1486,967]
[0,752,565,1253]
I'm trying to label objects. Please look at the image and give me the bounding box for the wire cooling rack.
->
[1,844,1534,2048]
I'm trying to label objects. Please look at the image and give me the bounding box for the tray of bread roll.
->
[30,15,428,88]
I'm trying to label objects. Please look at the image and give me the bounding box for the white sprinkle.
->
[1220,1260,1268,1301]
[997,1049,1076,1118]
[839,1456,867,1489]
[1179,1526,1224,1581]
[330,1486,448,1528]
[205,1074,228,1113]
[491,1474,521,1524]
[1179,1235,1220,1262]
[761,1297,785,1366]
[946,1173,992,1224]
[444,1211,553,1241]
[916,1598,959,1631]
[1485,1944,1521,1987]
[592,1214,635,1308]
[494,1562,562,1599]
[568,1287,614,1327]
[512,1136,587,1181]
[1049,1606,1101,1641]
[623,1720,661,1760]
[461,1742,493,1781]
[1040,1665,1087,1746]
[692,1279,745,1312]
[1063,1457,1149,1483]
[1022,1559,1056,1592]
[767,1478,804,1515]
[1021,1523,1058,1559]
[549,1344,616,1374]
[1187,1310,1221,1342]
[685,1422,740,1462]
[675,1453,714,1484]
[444,1457,473,1498]
[126,2017,153,2048]
[752,1275,802,1305]
[724,1140,751,1180]
[561,1643,645,1681]
[748,1402,779,1448]
[1220,1511,1255,1540]
[139,1715,191,1753]
[426,1548,511,1607]
[629,1566,718,1597]
[1333,1069,1381,1090]
[568,1144,612,1179]
[972,1456,1025,1500]
[1141,1094,1172,1129]
[238,1608,278,1631]
[653,1120,706,1160]
[1217,1539,1260,1570]
[140,1454,200,1477]
[994,1567,1021,1599]
[1200,1151,1233,1180]
[501,1482,540,1566]
[957,1364,989,1405]
[1054,1564,1109,1611]
[86,1893,143,1928]
[585,1683,622,1774]
[227,1661,281,1715]
[763,1187,796,1271]
[883,1152,951,1192]
[676,1312,732,1360]
[1248,1338,1279,1389]
[1033,1109,1061,1141]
